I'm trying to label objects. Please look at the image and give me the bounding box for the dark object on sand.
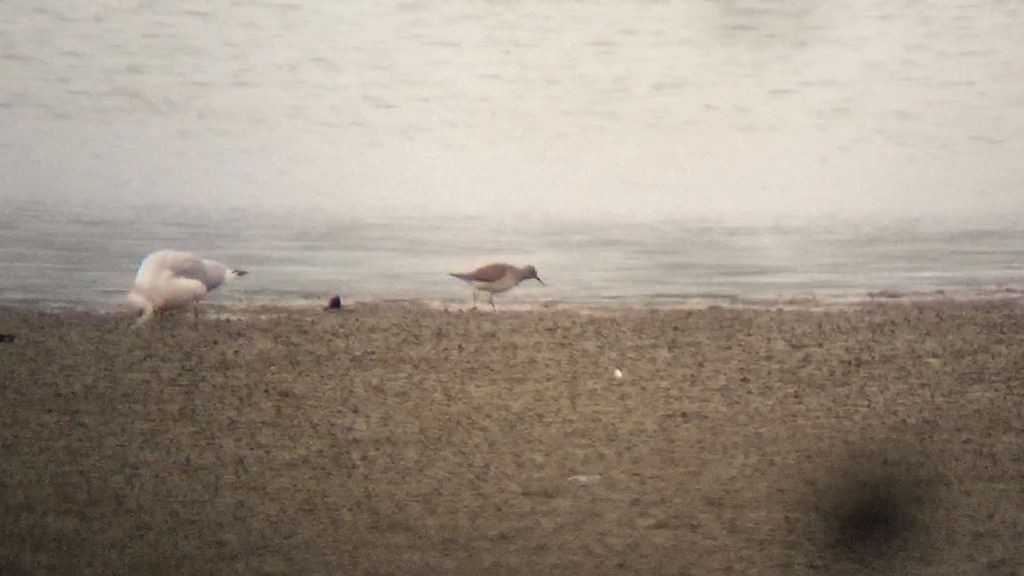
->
[0,334,15,343]
[325,295,343,310]
[815,446,935,570]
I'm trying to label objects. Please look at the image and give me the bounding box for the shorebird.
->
[449,263,544,310]
[126,249,247,325]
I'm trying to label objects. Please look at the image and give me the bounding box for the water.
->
[1,1,1023,309]
[2,198,1021,309]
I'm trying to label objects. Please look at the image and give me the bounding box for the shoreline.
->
[1,283,1022,317]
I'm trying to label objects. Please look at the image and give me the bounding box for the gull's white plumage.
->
[127,250,246,323]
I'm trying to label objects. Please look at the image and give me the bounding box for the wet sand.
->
[1,301,1022,575]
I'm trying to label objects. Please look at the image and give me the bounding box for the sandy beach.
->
[1,300,1022,575]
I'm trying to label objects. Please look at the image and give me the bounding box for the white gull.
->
[127,249,247,324]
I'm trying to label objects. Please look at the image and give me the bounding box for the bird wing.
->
[169,255,213,285]
[135,250,201,285]
[198,260,229,290]
[450,263,510,283]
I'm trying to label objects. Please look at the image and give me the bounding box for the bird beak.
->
[536,276,545,286]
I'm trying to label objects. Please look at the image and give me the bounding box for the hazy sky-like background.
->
[2,0,1022,223]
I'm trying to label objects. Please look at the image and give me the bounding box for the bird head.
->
[125,288,154,324]
[521,265,544,285]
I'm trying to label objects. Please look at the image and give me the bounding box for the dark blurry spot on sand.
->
[809,441,940,571]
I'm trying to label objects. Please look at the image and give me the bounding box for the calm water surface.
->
[1,1,1022,309]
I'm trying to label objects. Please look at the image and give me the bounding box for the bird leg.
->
[192,296,201,328]
[489,293,496,311]
[151,309,165,332]
[472,291,478,310]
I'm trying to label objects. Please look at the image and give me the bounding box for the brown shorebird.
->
[449,263,544,310]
